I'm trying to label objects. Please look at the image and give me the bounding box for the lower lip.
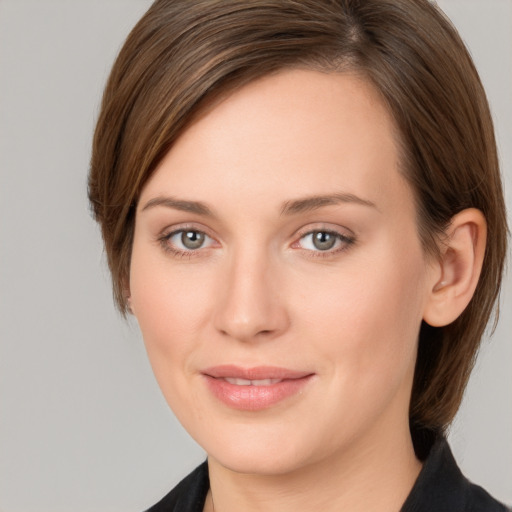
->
[203,375,313,411]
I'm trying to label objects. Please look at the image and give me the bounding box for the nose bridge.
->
[213,243,288,342]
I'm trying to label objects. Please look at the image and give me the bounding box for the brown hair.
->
[89,0,508,455]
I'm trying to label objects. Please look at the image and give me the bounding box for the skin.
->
[129,69,485,512]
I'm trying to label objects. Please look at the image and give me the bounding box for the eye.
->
[297,230,354,253]
[176,230,206,250]
[162,228,216,253]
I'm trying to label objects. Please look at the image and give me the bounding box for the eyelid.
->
[291,224,356,254]
[155,222,355,258]
[293,223,355,241]
[159,222,217,240]
[157,223,220,256]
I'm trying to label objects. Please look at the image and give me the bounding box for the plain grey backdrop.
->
[0,1,510,511]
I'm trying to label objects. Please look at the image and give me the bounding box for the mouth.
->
[222,377,283,386]
[202,365,314,411]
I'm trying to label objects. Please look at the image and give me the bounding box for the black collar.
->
[146,437,508,511]
[400,436,508,511]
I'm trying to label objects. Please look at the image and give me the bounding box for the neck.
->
[206,421,422,512]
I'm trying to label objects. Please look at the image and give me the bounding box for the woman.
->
[89,0,509,510]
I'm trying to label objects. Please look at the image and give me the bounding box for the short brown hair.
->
[89,0,508,454]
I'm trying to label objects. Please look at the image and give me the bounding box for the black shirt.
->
[145,437,509,511]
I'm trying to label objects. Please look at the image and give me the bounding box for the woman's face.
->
[130,69,435,475]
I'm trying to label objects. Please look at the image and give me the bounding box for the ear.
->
[423,208,487,327]
[126,295,135,315]
[123,281,135,315]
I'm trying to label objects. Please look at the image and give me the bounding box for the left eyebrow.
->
[140,196,214,217]
[280,193,379,216]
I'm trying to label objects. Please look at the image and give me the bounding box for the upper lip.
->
[202,365,313,380]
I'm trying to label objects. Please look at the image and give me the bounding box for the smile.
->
[223,378,282,386]
[202,366,314,411]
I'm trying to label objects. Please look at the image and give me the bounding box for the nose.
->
[213,249,290,342]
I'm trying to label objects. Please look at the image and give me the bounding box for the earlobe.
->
[124,283,134,315]
[423,208,487,327]
[126,296,134,315]
[122,276,135,314]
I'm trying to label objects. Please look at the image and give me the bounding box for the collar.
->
[146,437,508,511]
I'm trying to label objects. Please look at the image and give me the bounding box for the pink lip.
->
[202,365,314,411]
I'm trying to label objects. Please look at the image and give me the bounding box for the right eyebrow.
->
[140,196,214,217]
[280,192,379,216]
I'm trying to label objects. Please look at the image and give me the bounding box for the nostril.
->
[212,274,290,341]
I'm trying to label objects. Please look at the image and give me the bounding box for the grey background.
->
[0,1,510,511]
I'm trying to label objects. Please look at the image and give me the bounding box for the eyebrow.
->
[140,192,378,217]
[280,193,378,215]
[140,196,214,216]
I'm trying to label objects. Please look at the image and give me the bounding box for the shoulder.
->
[144,461,209,512]
[402,437,510,512]
[464,483,511,512]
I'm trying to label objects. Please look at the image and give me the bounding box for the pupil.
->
[182,231,205,249]
[313,231,336,250]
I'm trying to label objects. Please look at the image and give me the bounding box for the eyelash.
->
[293,229,356,258]
[158,226,217,259]
[157,226,356,259]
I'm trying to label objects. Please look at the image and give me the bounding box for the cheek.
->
[296,244,427,386]
[129,243,213,381]
[130,265,213,426]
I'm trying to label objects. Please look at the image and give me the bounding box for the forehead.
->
[139,68,410,217]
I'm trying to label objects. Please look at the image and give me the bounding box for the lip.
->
[202,365,314,411]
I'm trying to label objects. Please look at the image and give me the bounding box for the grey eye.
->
[311,231,337,251]
[180,230,206,249]
[298,230,346,252]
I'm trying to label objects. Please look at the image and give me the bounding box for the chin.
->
[195,419,327,476]
[211,445,314,476]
